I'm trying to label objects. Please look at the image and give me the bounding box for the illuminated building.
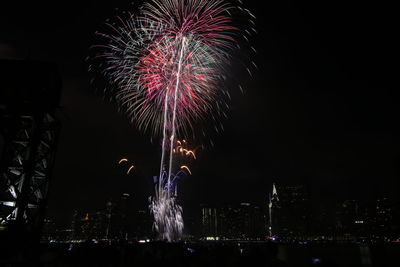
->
[270,184,310,239]
[201,206,218,239]
[132,209,152,240]
[79,211,108,240]
[373,197,393,238]
[41,218,56,242]
[200,203,265,240]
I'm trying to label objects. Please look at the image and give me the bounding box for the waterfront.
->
[2,241,398,266]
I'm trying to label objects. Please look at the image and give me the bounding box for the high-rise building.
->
[268,183,279,237]
[391,201,400,238]
[103,194,134,240]
[132,209,152,240]
[335,199,371,240]
[119,193,130,240]
[200,203,265,240]
[334,197,395,240]
[270,184,310,239]
[201,205,218,239]
[41,218,56,242]
[373,197,393,238]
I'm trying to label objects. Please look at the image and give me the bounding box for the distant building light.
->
[312,258,321,264]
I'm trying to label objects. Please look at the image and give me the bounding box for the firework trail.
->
[118,158,128,164]
[174,140,196,159]
[118,158,136,174]
[180,165,192,175]
[93,0,255,241]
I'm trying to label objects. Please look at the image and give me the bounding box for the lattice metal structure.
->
[0,113,59,227]
[0,59,61,234]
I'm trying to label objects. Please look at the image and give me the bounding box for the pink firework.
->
[141,0,238,53]
[93,0,255,242]
[93,0,255,136]
[135,35,219,131]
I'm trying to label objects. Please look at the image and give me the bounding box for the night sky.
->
[0,1,397,226]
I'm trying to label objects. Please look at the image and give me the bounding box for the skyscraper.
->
[269,184,310,239]
[268,183,279,238]
[201,205,218,239]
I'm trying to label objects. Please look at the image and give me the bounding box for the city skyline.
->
[41,183,399,242]
[1,0,397,233]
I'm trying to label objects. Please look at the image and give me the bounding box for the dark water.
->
[2,241,399,266]
[276,243,398,266]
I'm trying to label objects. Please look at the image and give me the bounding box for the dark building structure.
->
[0,59,61,262]
[335,199,370,240]
[270,185,310,240]
[132,208,153,240]
[80,212,108,240]
[201,203,265,240]
[373,197,393,238]
[62,210,109,241]
[201,206,218,239]
[333,198,397,241]
[0,60,61,230]
[41,218,57,242]
[104,193,138,240]
[58,194,153,242]
[119,193,131,240]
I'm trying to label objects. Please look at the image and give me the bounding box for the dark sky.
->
[0,1,397,226]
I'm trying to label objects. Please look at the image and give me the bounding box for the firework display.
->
[118,158,136,175]
[93,0,255,241]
